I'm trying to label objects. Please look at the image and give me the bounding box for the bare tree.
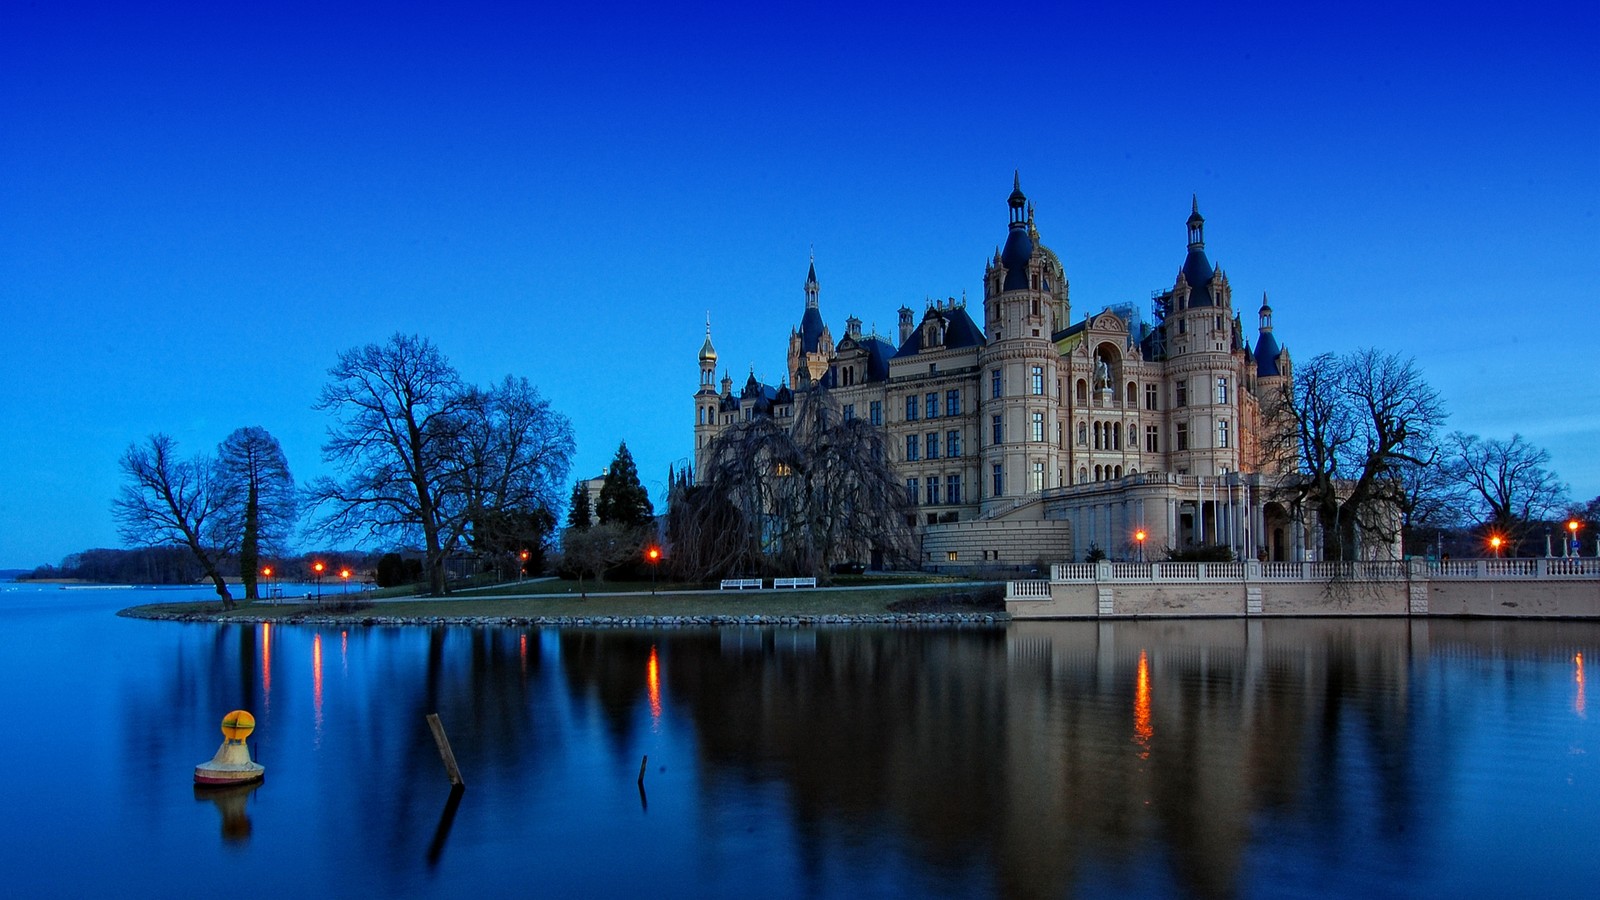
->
[1391,432,1470,555]
[113,434,238,608]
[307,334,575,596]
[1279,349,1447,561]
[217,426,297,599]
[668,389,915,581]
[307,334,472,596]
[1447,432,1570,554]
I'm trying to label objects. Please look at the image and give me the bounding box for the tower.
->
[694,318,719,478]
[787,256,834,385]
[978,173,1068,511]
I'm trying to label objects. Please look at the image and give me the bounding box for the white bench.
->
[772,577,817,589]
[720,578,762,590]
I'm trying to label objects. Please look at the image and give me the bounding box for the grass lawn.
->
[123,581,1005,621]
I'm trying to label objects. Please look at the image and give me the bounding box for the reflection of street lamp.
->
[646,546,661,594]
[1134,530,1147,563]
[1489,535,1503,558]
[312,561,325,602]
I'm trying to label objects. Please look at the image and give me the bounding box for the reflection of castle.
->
[695,177,1310,566]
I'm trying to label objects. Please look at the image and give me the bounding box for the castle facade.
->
[694,177,1312,569]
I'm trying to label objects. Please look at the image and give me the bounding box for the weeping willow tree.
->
[668,390,915,581]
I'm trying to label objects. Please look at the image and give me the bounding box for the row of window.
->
[905,390,963,421]
[905,430,963,461]
[906,474,964,506]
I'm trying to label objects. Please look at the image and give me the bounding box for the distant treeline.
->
[24,547,389,585]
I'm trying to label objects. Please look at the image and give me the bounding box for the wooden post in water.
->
[637,754,648,785]
[426,713,465,787]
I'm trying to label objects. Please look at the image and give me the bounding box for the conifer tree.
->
[567,481,593,531]
[596,442,654,529]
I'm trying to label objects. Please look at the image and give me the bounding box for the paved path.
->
[359,579,996,603]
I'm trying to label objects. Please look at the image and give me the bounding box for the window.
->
[991,369,1002,399]
[926,393,938,419]
[992,464,1004,497]
[869,401,882,426]
[947,429,961,457]
[1218,419,1230,448]
[1145,383,1159,411]
[843,367,853,386]
[1176,379,1188,407]
[1030,461,1045,493]
[906,478,919,505]
[1031,365,1044,395]
[1031,411,1044,442]
[1215,314,1223,332]
[992,415,1003,445]
[945,389,960,416]
[843,404,855,421]
[926,431,940,459]
[905,434,920,461]
[926,479,940,505]
[1146,425,1159,453]
[1176,422,1189,451]
[905,395,919,421]
[1076,379,1087,402]
[1093,421,1102,450]
[946,474,961,505]
[1113,422,1121,450]
[946,550,958,562]
[1216,376,1229,405]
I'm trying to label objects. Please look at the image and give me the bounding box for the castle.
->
[694,177,1310,569]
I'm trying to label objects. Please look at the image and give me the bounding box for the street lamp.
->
[339,568,351,595]
[519,549,530,580]
[646,546,661,594]
[312,561,325,602]
[1570,520,1582,558]
[1134,530,1146,563]
[1489,535,1503,558]
[261,566,273,604]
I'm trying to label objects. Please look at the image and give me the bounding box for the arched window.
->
[1076,379,1088,402]
[1126,381,1137,404]
[1114,465,1123,479]
[1113,423,1121,450]
[1093,422,1102,449]
[1093,465,1101,481]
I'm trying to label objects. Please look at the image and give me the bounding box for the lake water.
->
[0,582,1595,898]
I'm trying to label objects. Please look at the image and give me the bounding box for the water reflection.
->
[95,614,1600,898]
[193,781,260,844]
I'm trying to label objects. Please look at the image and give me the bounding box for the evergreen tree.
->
[567,481,593,531]
[596,441,654,528]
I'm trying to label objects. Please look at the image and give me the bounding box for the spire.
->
[698,312,718,364]
[1187,195,1205,249]
[1258,292,1273,332]
[1008,170,1027,226]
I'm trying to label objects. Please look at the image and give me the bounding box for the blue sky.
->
[3,1,1596,568]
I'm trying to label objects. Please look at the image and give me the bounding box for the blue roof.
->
[1000,226,1033,292]
[799,306,827,353]
[1181,248,1216,306]
[892,306,985,358]
[1254,331,1282,376]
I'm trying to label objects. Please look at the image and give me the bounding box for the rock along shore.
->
[119,608,1008,628]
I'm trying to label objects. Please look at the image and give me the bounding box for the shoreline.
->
[117,606,1008,628]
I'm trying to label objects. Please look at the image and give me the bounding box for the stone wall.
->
[921,519,1073,571]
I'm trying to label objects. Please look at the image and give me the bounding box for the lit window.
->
[1031,411,1044,442]
[1031,366,1044,395]
[946,550,958,562]
[1030,461,1045,492]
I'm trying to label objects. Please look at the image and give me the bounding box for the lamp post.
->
[312,561,325,602]
[646,546,661,594]
[1570,520,1581,558]
[1134,530,1147,563]
[339,568,351,596]
[519,549,530,580]
[261,566,273,604]
[1489,535,1503,559]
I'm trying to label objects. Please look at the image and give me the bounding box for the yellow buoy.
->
[220,710,255,742]
[196,710,265,785]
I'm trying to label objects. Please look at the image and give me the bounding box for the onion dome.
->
[1000,172,1034,292]
[1253,293,1282,376]
[1180,195,1216,306]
